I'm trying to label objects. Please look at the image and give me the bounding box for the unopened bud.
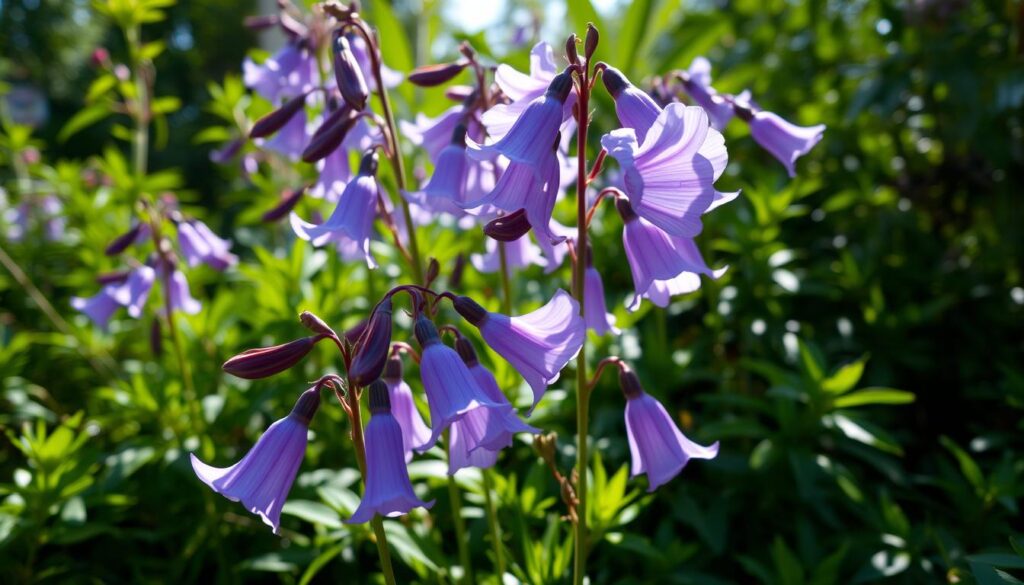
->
[105,223,145,256]
[618,366,643,398]
[334,35,369,111]
[250,91,309,139]
[367,379,391,414]
[302,111,359,162]
[452,295,489,326]
[601,66,628,97]
[425,257,440,287]
[546,70,573,103]
[565,34,579,66]
[349,297,393,386]
[290,387,321,425]
[484,208,532,242]
[408,62,468,87]
[449,253,466,289]
[343,319,369,345]
[383,355,402,381]
[584,23,599,61]
[615,196,638,223]
[454,337,479,366]
[413,315,441,347]
[96,270,130,285]
[262,186,306,222]
[222,336,322,379]
[299,310,336,337]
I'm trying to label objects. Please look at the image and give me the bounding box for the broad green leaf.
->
[58,105,110,142]
[822,356,868,394]
[618,0,653,74]
[281,500,343,529]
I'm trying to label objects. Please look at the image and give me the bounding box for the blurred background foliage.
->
[1,0,1023,583]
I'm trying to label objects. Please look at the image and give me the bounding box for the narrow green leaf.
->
[821,356,868,394]
[618,0,653,74]
[58,105,110,142]
[833,388,915,408]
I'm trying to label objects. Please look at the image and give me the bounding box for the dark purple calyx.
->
[413,315,441,347]
[452,295,489,326]
[601,66,629,98]
[615,197,638,223]
[358,151,379,176]
[484,208,532,242]
[618,367,644,399]
[455,337,479,367]
[367,379,391,414]
[383,355,403,381]
[290,387,322,425]
[350,297,393,386]
[250,91,310,139]
[546,70,574,103]
[105,223,144,256]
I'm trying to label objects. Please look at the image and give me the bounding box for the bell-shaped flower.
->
[453,290,585,413]
[620,369,718,492]
[382,357,431,462]
[483,42,576,139]
[309,146,351,203]
[401,104,483,163]
[584,265,620,335]
[618,198,726,311]
[403,126,475,218]
[71,282,124,330]
[177,220,238,271]
[601,65,662,143]
[470,70,572,171]
[471,234,548,274]
[190,387,320,534]
[601,103,731,238]
[165,266,202,315]
[347,381,435,524]
[243,42,319,102]
[739,101,826,178]
[457,338,539,450]
[413,316,505,450]
[291,153,380,268]
[113,265,156,318]
[679,57,735,131]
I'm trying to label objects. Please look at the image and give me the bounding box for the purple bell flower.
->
[584,266,620,335]
[71,282,124,330]
[401,104,483,163]
[114,265,156,318]
[291,153,380,268]
[620,369,718,492]
[413,316,505,450]
[471,234,548,274]
[483,42,576,139]
[458,338,539,447]
[601,103,732,238]
[453,290,585,413]
[347,381,435,524]
[260,107,311,160]
[190,387,321,534]
[679,57,735,131]
[309,146,352,203]
[403,126,474,218]
[601,65,662,143]
[243,42,319,102]
[165,266,203,315]
[177,220,238,271]
[382,357,431,463]
[739,102,826,178]
[618,198,726,311]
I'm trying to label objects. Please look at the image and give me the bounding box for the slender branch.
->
[586,187,621,229]
[587,356,627,392]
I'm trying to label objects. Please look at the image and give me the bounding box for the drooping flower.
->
[601,103,731,238]
[453,289,585,412]
[601,65,662,143]
[71,282,124,330]
[584,264,620,336]
[678,57,735,131]
[291,152,380,268]
[735,99,826,178]
[114,265,156,318]
[401,104,475,163]
[165,266,203,315]
[471,233,548,274]
[619,368,718,492]
[177,220,238,271]
[190,387,321,534]
[483,42,576,139]
[309,146,351,203]
[413,316,505,449]
[617,198,726,311]
[403,125,473,218]
[243,42,319,103]
[347,381,435,524]
[456,337,539,449]
[382,357,431,462]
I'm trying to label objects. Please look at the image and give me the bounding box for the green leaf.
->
[280,500,343,529]
[821,356,868,394]
[566,0,607,44]
[618,0,653,74]
[940,436,986,492]
[140,40,166,61]
[58,105,110,142]
[833,388,915,408]
[968,554,1024,570]
[150,96,181,115]
[797,338,825,382]
[772,537,805,585]
[298,544,345,585]
[86,75,118,102]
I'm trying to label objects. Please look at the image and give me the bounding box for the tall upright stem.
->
[347,389,398,585]
[446,431,473,584]
[572,64,591,585]
[126,24,149,186]
[497,242,513,315]
[482,470,506,578]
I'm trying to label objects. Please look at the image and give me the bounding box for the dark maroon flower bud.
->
[301,110,359,163]
[343,319,369,345]
[367,379,391,414]
[449,253,466,289]
[96,270,130,285]
[210,138,244,164]
[445,85,475,101]
[413,314,441,347]
[243,14,279,30]
[618,365,643,399]
[250,91,309,139]
[383,355,402,381]
[584,23,599,61]
[484,208,532,242]
[105,223,145,256]
[546,70,573,103]
[425,257,440,287]
[615,196,638,222]
[565,34,580,66]
[601,66,628,98]
[408,62,468,87]
[222,336,323,379]
[290,386,322,424]
[349,297,393,386]
[454,337,479,367]
[299,310,336,337]
[262,186,306,222]
[452,295,488,326]
[333,35,369,111]
[150,318,163,358]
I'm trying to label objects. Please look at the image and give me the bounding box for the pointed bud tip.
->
[452,296,488,326]
[413,315,441,347]
[483,208,532,242]
[407,62,468,87]
[585,24,599,60]
[222,337,319,379]
[349,299,393,387]
[367,379,391,414]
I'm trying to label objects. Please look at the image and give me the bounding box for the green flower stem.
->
[482,469,506,579]
[445,430,473,583]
